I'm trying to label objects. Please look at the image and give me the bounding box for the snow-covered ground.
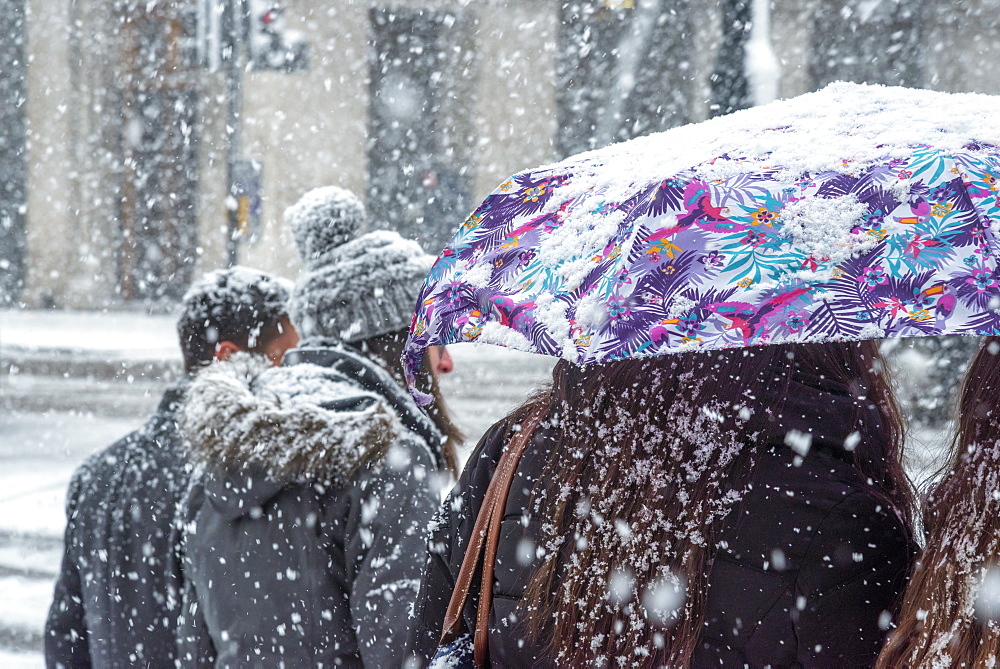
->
[0,309,950,663]
[1,310,179,359]
[0,410,147,662]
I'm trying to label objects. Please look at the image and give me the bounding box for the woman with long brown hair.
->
[877,336,1000,668]
[409,340,917,666]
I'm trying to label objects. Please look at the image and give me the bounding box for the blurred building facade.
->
[4,0,1000,309]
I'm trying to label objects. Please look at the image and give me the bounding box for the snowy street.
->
[0,412,141,664]
[0,309,555,664]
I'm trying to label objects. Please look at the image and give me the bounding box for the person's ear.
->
[214,341,241,362]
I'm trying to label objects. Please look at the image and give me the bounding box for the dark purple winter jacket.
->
[408,379,917,668]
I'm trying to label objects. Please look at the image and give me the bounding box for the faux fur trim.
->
[179,353,399,484]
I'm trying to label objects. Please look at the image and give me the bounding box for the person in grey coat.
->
[176,186,457,667]
[44,267,297,668]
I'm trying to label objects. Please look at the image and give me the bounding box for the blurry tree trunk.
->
[0,0,27,305]
[920,0,1000,94]
[809,0,924,88]
[366,8,476,254]
[116,2,200,304]
[556,0,694,157]
[709,0,751,117]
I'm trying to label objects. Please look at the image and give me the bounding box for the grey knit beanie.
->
[284,186,435,344]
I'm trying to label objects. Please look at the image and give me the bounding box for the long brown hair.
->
[358,329,463,476]
[507,340,911,666]
[877,336,1000,668]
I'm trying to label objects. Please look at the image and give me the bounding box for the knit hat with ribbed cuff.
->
[285,186,435,344]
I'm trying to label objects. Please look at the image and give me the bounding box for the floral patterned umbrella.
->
[403,82,1000,402]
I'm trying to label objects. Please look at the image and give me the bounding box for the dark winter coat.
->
[45,382,191,668]
[409,380,917,668]
[176,348,443,668]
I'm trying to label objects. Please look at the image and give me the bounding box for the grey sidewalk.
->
[0,310,191,660]
[2,310,182,417]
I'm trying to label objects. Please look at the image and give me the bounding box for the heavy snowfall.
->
[2,0,1000,666]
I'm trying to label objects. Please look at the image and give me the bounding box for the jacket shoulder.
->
[795,487,913,595]
[446,417,513,521]
[69,408,184,505]
[465,418,511,473]
[713,443,914,598]
[427,417,512,561]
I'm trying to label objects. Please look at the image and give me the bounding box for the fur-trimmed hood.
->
[282,344,444,468]
[179,353,400,491]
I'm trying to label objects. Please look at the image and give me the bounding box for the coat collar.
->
[761,374,887,462]
[158,379,189,415]
[284,345,445,469]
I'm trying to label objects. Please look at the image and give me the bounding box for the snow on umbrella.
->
[403,82,1000,402]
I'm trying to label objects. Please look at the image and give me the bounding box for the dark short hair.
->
[176,267,291,372]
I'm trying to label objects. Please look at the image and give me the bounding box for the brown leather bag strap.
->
[473,405,545,666]
[439,465,503,644]
[438,403,547,665]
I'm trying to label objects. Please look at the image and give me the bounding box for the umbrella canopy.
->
[403,82,1000,401]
